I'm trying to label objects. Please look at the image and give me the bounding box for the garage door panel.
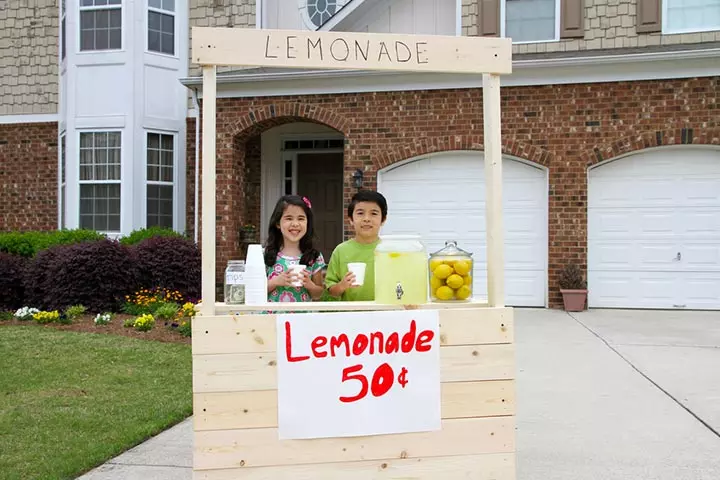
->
[379,152,548,307]
[588,147,720,309]
[590,271,677,308]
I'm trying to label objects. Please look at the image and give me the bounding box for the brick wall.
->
[0,0,59,115]
[461,0,720,53]
[187,76,720,305]
[0,122,58,230]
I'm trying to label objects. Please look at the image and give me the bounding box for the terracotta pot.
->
[560,289,587,312]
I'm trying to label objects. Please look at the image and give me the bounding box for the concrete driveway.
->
[78,308,720,479]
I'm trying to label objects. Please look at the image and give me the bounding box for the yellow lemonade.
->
[374,251,429,305]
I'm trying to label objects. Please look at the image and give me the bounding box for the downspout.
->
[191,87,200,244]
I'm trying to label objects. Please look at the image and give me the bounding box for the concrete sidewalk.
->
[77,308,720,479]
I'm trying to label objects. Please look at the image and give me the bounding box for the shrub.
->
[0,253,27,310]
[65,305,87,321]
[123,318,135,328]
[154,302,180,321]
[133,236,201,300]
[559,264,587,290]
[0,230,105,258]
[25,240,138,313]
[33,310,60,324]
[134,314,155,332]
[0,311,13,321]
[119,226,185,246]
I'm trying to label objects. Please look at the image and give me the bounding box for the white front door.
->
[378,151,548,307]
[588,147,720,309]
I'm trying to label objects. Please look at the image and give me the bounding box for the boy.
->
[324,190,387,301]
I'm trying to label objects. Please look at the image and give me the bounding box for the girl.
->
[264,195,326,302]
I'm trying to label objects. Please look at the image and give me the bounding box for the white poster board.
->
[276,309,441,440]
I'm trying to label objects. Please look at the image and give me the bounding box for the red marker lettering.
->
[311,336,328,358]
[416,330,434,352]
[284,321,310,363]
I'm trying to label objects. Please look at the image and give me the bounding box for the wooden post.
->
[200,65,217,316]
[482,73,505,308]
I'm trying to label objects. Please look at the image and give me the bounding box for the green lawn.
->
[0,326,193,480]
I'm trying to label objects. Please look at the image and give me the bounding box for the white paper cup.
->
[347,262,366,286]
[289,264,307,287]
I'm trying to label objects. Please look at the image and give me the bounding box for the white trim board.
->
[0,113,60,124]
[182,49,720,99]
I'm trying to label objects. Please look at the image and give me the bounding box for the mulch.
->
[0,313,191,345]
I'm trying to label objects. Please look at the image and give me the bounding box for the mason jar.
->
[224,260,246,305]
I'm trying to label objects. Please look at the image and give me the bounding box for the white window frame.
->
[77,130,123,233]
[60,0,67,60]
[147,0,177,57]
[78,0,123,53]
[662,0,720,34]
[144,130,177,229]
[501,0,561,44]
[59,132,66,230]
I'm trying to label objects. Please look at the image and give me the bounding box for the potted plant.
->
[239,224,257,243]
[559,264,588,311]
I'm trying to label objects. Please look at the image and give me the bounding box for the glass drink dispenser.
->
[374,235,429,305]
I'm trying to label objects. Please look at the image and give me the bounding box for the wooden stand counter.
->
[191,301,516,479]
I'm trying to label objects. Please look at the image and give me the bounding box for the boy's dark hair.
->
[347,190,388,221]
[264,195,320,268]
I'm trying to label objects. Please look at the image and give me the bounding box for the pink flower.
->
[279,291,296,302]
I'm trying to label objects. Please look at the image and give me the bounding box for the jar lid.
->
[380,234,421,241]
[430,240,473,258]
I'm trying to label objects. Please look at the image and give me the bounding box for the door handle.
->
[675,252,681,261]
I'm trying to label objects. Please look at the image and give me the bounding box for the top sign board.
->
[191,27,512,75]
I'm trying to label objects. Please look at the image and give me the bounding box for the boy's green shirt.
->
[324,238,379,301]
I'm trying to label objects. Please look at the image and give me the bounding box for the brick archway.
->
[226,103,351,142]
[581,127,720,167]
[375,135,553,169]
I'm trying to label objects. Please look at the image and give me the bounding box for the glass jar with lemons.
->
[428,241,474,302]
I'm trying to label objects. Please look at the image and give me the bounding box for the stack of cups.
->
[244,244,268,305]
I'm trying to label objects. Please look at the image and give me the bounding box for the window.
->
[61,0,67,59]
[503,0,559,43]
[60,134,66,229]
[80,0,122,51]
[664,0,720,33]
[148,0,175,55]
[79,131,121,232]
[146,132,174,228]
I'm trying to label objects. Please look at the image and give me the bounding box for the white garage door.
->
[588,147,720,309]
[378,151,547,307]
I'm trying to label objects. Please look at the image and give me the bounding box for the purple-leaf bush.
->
[0,253,27,310]
[25,239,138,312]
[133,236,201,300]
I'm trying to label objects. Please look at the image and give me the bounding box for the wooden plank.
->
[194,380,515,431]
[205,298,491,314]
[192,307,513,355]
[193,344,514,394]
[194,417,514,470]
[200,65,217,317]
[191,27,512,75]
[193,452,515,480]
[482,73,505,308]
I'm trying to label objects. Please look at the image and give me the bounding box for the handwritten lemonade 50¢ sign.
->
[276,310,441,440]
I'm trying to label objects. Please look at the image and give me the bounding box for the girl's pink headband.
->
[302,196,312,209]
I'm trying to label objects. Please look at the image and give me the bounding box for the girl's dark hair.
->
[264,195,320,268]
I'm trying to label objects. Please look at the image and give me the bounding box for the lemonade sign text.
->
[276,310,442,440]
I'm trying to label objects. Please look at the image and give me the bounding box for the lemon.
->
[429,258,444,271]
[453,260,471,276]
[455,285,471,300]
[435,286,454,301]
[446,274,464,289]
[464,274,472,286]
[389,252,402,258]
[430,276,444,291]
[433,264,453,280]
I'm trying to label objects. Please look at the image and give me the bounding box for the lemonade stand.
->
[191,27,515,480]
